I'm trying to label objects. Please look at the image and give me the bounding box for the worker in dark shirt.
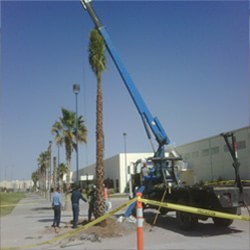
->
[87,184,96,222]
[71,186,87,228]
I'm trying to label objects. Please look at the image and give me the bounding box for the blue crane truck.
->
[80,0,249,230]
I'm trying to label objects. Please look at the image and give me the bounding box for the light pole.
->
[48,140,52,200]
[123,132,128,193]
[73,84,80,185]
[57,145,60,187]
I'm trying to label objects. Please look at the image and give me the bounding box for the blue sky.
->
[1,0,249,181]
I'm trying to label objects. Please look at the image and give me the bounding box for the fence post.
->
[136,192,144,250]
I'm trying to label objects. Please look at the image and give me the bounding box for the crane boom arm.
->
[80,0,170,156]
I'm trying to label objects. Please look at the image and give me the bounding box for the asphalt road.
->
[1,193,249,250]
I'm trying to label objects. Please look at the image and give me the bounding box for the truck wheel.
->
[176,198,198,230]
[176,210,198,230]
[212,217,233,227]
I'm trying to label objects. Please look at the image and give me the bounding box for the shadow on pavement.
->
[144,211,243,237]
[32,207,52,211]
[37,218,53,223]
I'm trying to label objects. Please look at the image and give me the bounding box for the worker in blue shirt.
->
[51,187,62,228]
[71,186,87,228]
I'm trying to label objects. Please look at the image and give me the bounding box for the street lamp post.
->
[57,145,60,187]
[48,140,52,201]
[73,84,80,185]
[123,132,128,193]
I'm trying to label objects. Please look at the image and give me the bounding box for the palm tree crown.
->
[51,107,87,201]
[89,29,106,75]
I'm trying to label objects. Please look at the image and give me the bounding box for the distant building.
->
[74,127,250,193]
[0,180,34,191]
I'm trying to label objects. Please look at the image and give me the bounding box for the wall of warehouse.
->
[77,126,249,193]
[176,126,250,184]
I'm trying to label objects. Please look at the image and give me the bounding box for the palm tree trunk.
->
[53,156,57,190]
[95,73,106,219]
[64,143,72,211]
[44,169,46,198]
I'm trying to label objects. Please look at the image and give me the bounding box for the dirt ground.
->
[82,217,136,238]
[43,216,139,242]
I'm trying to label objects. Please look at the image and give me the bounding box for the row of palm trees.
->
[53,108,88,210]
[32,108,87,209]
[31,28,107,217]
[32,148,67,196]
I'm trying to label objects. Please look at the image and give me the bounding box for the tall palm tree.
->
[51,107,87,209]
[52,156,57,191]
[53,132,64,189]
[37,151,49,197]
[88,28,106,218]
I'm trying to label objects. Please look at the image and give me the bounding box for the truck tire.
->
[176,210,198,230]
[212,217,233,227]
[176,198,198,230]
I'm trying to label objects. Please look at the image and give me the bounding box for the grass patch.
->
[0,192,26,217]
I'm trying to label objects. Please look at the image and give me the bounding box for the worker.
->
[141,159,157,181]
[141,159,160,194]
[141,158,149,178]
[87,184,96,222]
[51,187,62,228]
[104,184,112,211]
[71,185,87,228]
[104,185,108,201]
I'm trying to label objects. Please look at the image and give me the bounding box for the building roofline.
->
[176,126,250,148]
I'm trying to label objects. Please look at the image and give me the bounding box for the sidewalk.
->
[1,192,134,250]
[1,193,249,250]
[1,193,77,249]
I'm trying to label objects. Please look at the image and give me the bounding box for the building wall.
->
[117,153,153,193]
[176,126,250,184]
[78,152,154,193]
[0,180,34,191]
[77,127,250,193]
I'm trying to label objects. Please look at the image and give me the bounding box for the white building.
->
[77,153,154,193]
[76,126,250,193]
[0,180,34,191]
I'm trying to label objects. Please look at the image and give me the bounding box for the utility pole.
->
[73,84,80,186]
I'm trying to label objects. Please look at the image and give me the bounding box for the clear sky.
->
[1,0,249,181]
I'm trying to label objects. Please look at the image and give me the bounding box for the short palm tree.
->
[58,162,67,190]
[31,170,39,191]
[51,107,87,210]
[88,28,106,218]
